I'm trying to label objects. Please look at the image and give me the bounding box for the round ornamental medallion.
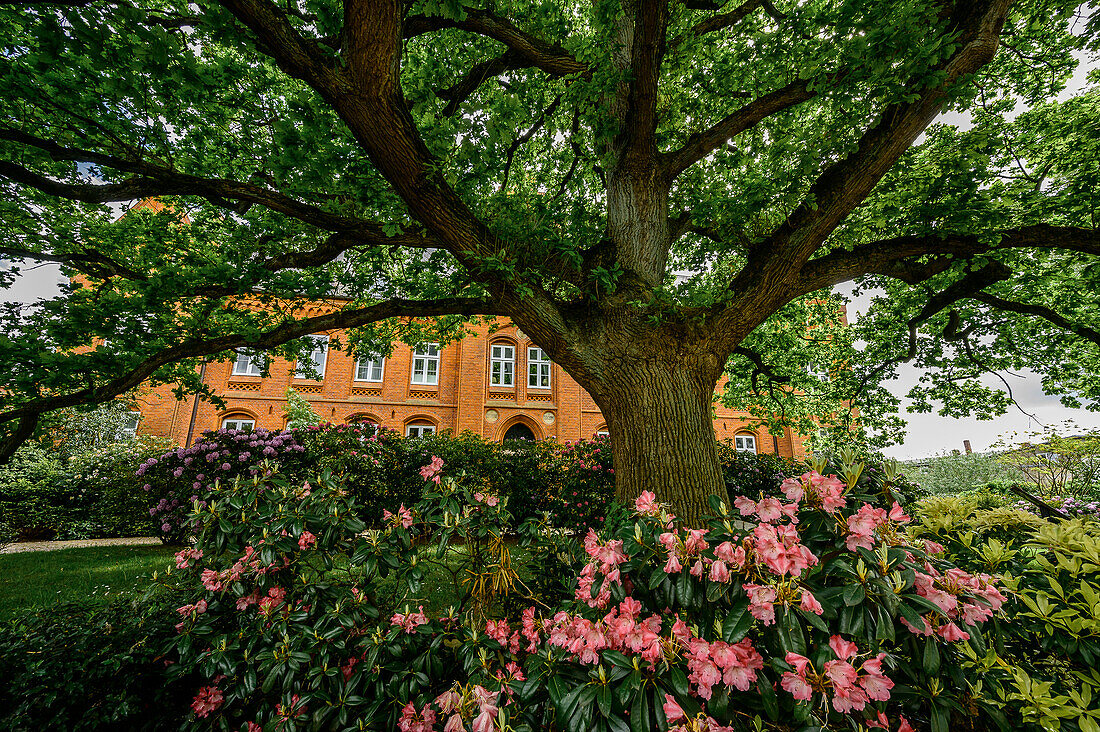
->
[484,409,499,423]
[542,411,555,425]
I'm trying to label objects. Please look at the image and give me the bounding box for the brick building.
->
[130,317,812,459]
[95,201,813,457]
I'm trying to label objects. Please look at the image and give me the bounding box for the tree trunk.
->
[595,357,729,527]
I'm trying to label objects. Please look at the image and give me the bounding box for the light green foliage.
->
[912,501,1100,731]
[994,426,1100,498]
[281,388,323,430]
[40,401,143,459]
[909,451,1020,495]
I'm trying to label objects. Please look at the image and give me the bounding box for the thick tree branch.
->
[750,0,1012,272]
[0,129,436,247]
[662,78,817,180]
[669,0,786,49]
[214,0,339,87]
[622,0,669,158]
[0,246,149,281]
[438,48,534,117]
[971,293,1100,347]
[847,260,1013,406]
[0,296,505,463]
[403,8,587,77]
[795,225,1100,294]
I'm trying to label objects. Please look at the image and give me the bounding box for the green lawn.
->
[0,545,176,620]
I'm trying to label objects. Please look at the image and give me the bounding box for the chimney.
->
[963,440,972,454]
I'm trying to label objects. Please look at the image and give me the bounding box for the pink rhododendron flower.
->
[419,455,444,483]
[799,589,824,615]
[923,539,946,556]
[258,586,286,615]
[780,652,814,700]
[753,523,818,577]
[470,686,499,732]
[634,490,660,515]
[789,471,847,512]
[383,504,415,529]
[190,686,223,718]
[828,635,859,660]
[744,583,777,625]
[435,690,461,714]
[297,531,317,550]
[521,606,541,651]
[391,606,429,633]
[397,702,437,732]
[780,477,805,502]
[200,568,224,592]
[574,531,630,608]
[663,694,686,722]
[174,547,203,570]
[734,496,757,516]
[888,501,911,523]
[708,559,730,583]
[937,622,970,642]
[684,528,709,554]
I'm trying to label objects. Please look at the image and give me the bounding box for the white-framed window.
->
[232,349,265,377]
[222,416,256,431]
[295,335,329,380]
[528,347,551,389]
[806,363,830,382]
[406,423,436,438]
[411,343,439,385]
[354,355,385,382]
[121,411,141,437]
[490,343,515,387]
[734,434,757,453]
[595,430,610,438]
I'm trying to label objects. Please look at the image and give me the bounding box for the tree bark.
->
[592,353,729,527]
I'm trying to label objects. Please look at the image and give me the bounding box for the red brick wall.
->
[131,320,812,459]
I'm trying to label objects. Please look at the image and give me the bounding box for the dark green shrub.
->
[0,438,174,541]
[0,443,74,540]
[0,594,192,731]
[717,442,800,497]
[67,437,175,539]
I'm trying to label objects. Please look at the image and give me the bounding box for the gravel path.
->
[0,537,162,554]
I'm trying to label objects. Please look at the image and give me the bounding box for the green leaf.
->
[923,639,941,675]
[723,599,754,642]
[843,583,865,606]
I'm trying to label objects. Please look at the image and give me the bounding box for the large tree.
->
[1,0,1098,522]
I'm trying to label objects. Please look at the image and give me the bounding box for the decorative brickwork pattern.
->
[131,319,812,460]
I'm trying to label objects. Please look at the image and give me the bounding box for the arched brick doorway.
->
[502,422,536,441]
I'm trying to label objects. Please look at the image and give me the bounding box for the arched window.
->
[222,415,256,431]
[405,421,436,438]
[734,433,757,453]
[503,423,535,441]
[490,342,515,387]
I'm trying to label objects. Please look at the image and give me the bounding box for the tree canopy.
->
[1,0,1098,515]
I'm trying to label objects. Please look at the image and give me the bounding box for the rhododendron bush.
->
[166,453,1010,732]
